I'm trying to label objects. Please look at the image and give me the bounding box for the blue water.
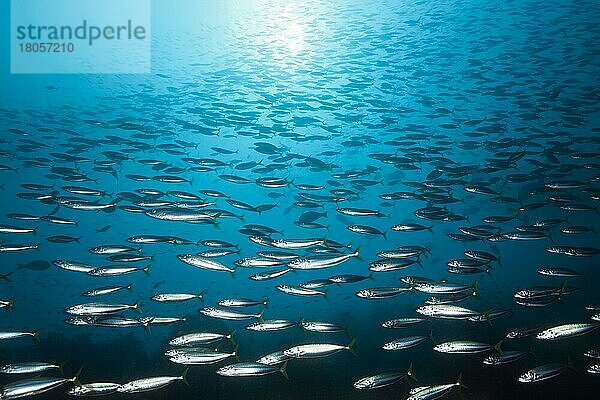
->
[1,0,599,399]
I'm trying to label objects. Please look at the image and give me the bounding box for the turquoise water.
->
[1,0,599,399]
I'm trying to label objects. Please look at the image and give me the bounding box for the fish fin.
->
[280,361,289,380]
[58,360,67,375]
[347,338,357,357]
[566,356,577,372]
[143,265,151,276]
[142,318,153,334]
[32,330,41,343]
[234,344,240,361]
[353,245,363,261]
[494,340,503,354]
[198,289,208,301]
[406,363,417,382]
[263,297,269,308]
[71,366,83,385]
[133,301,142,314]
[457,373,468,390]
[228,330,237,346]
[527,345,539,361]
[428,330,436,345]
[181,367,189,386]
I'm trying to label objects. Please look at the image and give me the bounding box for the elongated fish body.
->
[152,293,204,302]
[354,371,410,389]
[433,341,494,354]
[166,348,235,364]
[169,332,233,346]
[145,208,216,221]
[416,305,480,320]
[369,258,418,272]
[117,373,185,393]
[328,274,371,284]
[537,267,582,278]
[277,285,326,296]
[407,382,459,400]
[483,351,527,365]
[66,382,120,396]
[356,287,411,299]
[0,244,38,253]
[588,364,600,374]
[518,364,567,383]
[139,316,186,325]
[383,336,428,350]
[536,323,599,340]
[53,260,96,273]
[199,306,262,320]
[250,269,291,281]
[584,349,600,359]
[0,331,39,341]
[1,376,76,399]
[90,315,144,328]
[84,284,131,297]
[284,341,354,358]
[300,279,334,289]
[216,362,284,377]
[246,319,296,331]
[381,317,426,328]
[65,302,138,316]
[270,238,324,249]
[234,257,285,267]
[287,251,359,270]
[218,298,267,307]
[177,254,235,273]
[88,245,140,255]
[256,350,290,365]
[300,321,345,333]
[0,362,60,374]
[87,265,149,277]
[0,225,36,234]
[413,282,473,295]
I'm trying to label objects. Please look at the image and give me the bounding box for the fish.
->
[433,340,502,354]
[66,382,120,396]
[536,323,600,340]
[117,370,188,393]
[0,372,80,399]
[169,332,234,346]
[216,362,288,378]
[152,292,206,303]
[354,364,414,389]
[177,254,235,273]
[0,362,62,375]
[284,339,356,358]
[199,307,263,320]
[518,363,568,383]
[166,348,236,364]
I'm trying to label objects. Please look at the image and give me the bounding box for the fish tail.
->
[228,330,237,346]
[181,367,190,386]
[406,362,417,382]
[280,361,289,380]
[347,338,357,357]
[494,340,503,354]
[142,318,153,334]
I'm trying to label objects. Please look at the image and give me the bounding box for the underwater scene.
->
[1,0,600,399]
